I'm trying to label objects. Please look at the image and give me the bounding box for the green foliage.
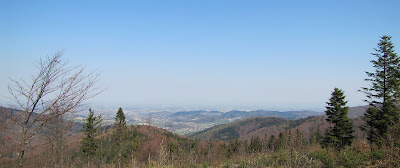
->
[338,148,367,168]
[113,107,128,166]
[98,137,116,164]
[363,107,383,145]
[96,127,140,167]
[115,107,126,129]
[361,35,400,146]
[274,150,289,165]
[311,149,335,168]
[227,139,240,157]
[276,132,285,150]
[201,162,209,168]
[267,135,275,150]
[369,149,385,161]
[80,108,102,162]
[249,136,262,153]
[214,126,239,140]
[311,125,322,145]
[322,88,354,149]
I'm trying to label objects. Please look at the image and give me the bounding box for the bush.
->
[338,148,367,168]
[202,162,209,168]
[273,150,289,166]
[370,149,385,160]
[311,149,335,168]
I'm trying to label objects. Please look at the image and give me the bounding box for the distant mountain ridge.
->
[169,105,368,120]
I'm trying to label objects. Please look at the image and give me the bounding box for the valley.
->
[76,105,323,134]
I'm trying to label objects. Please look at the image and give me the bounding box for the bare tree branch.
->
[4,50,102,167]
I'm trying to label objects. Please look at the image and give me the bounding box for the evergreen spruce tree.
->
[249,136,261,153]
[276,132,285,150]
[361,35,400,146]
[80,108,102,166]
[267,135,275,150]
[321,88,354,149]
[113,107,127,167]
[115,107,127,130]
[114,107,127,143]
[125,126,140,166]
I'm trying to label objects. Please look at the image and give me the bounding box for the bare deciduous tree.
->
[146,115,153,128]
[5,50,101,167]
[43,113,76,168]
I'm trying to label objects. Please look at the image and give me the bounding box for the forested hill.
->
[188,105,369,141]
[188,116,325,141]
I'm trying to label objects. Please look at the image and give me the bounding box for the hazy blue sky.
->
[1,1,399,110]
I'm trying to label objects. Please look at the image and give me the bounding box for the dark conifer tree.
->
[267,135,275,150]
[322,88,354,149]
[80,108,102,166]
[113,107,127,167]
[276,132,285,150]
[115,107,126,129]
[361,35,400,146]
[249,136,261,153]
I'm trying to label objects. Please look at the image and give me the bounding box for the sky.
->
[1,0,400,110]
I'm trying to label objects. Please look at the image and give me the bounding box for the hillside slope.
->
[348,105,369,119]
[188,115,327,141]
[188,105,369,141]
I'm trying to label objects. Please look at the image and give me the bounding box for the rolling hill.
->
[188,105,369,141]
[188,115,327,141]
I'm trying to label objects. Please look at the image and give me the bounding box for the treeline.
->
[27,105,395,167]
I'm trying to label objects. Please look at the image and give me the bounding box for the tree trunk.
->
[131,150,133,167]
[18,126,26,168]
[18,148,24,168]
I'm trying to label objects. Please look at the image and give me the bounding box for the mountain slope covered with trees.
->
[1,36,400,167]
